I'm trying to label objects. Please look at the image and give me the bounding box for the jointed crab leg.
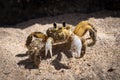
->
[25,32,47,49]
[73,21,97,47]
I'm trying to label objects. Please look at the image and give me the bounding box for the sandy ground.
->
[0,10,120,80]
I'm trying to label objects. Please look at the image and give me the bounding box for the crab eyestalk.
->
[62,21,66,27]
[53,22,58,30]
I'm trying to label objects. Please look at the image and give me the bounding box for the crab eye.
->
[53,22,57,28]
[62,21,66,27]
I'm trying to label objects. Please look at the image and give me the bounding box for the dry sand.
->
[0,10,120,80]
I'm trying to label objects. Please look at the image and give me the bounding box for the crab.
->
[25,21,97,67]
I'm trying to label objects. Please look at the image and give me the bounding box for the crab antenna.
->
[62,21,66,27]
[53,22,57,28]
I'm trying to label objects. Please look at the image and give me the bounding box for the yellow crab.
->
[25,21,97,67]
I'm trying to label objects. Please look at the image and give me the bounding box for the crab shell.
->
[46,26,72,43]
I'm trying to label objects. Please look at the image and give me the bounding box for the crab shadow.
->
[16,53,28,57]
[17,58,38,69]
[16,41,73,70]
[16,52,39,69]
[50,42,72,70]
